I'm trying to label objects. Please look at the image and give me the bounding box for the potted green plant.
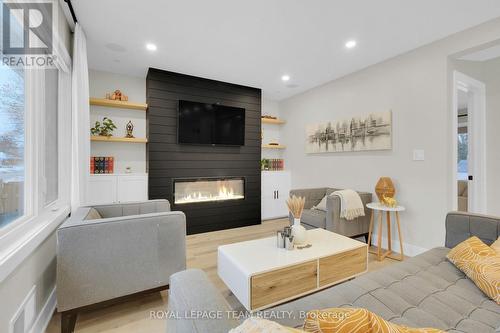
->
[261,158,269,170]
[90,117,117,137]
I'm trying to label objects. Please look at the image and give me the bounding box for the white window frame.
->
[0,25,72,282]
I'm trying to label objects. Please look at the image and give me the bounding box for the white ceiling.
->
[72,0,500,100]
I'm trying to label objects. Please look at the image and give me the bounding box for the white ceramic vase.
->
[291,218,307,245]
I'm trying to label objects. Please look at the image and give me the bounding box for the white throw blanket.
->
[331,189,365,221]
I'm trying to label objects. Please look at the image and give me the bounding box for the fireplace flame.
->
[175,181,244,204]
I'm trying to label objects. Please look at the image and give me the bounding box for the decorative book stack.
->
[268,159,284,171]
[90,156,114,174]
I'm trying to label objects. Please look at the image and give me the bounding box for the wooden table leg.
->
[396,211,404,260]
[386,211,392,252]
[367,210,374,247]
[377,211,383,261]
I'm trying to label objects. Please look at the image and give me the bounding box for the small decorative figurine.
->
[125,120,134,138]
[382,194,398,208]
[106,90,128,101]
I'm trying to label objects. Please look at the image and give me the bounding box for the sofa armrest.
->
[57,211,186,311]
[167,269,240,333]
[289,188,327,209]
[325,191,372,235]
[92,199,171,218]
[445,211,500,248]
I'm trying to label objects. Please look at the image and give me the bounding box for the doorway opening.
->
[452,71,486,214]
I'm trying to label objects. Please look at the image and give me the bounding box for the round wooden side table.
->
[366,202,406,261]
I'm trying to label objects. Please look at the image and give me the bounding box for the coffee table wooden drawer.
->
[318,246,367,287]
[251,260,317,309]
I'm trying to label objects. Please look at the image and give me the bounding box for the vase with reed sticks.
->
[286,195,307,245]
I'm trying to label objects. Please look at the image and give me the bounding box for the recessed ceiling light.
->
[146,43,157,51]
[345,40,357,49]
[281,75,290,82]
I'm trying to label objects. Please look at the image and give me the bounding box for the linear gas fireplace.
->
[173,177,245,205]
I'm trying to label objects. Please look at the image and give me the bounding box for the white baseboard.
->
[30,287,56,333]
[370,233,428,257]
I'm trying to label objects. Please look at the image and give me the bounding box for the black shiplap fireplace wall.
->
[146,68,261,234]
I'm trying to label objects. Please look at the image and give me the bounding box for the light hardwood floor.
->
[45,219,398,333]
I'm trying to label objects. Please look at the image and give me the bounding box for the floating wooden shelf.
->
[261,118,285,125]
[262,144,286,149]
[91,136,148,143]
[90,98,148,111]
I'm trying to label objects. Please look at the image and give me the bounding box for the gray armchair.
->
[56,199,186,333]
[289,188,372,239]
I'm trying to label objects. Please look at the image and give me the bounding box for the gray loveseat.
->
[167,212,500,332]
[57,199,186,333]
[290,187,372,239]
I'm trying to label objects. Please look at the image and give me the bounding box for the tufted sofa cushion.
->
[269,247,500,332]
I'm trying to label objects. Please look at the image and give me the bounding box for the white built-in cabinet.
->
[261,171,291,220]
[87,174,148,205]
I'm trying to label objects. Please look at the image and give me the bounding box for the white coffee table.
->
[217,228,367,311]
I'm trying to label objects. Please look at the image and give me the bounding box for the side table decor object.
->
[286,195,307,245]
[366,202,406,261]
[375,177,395,202]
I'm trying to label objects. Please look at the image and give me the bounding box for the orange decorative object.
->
[375,177,395,202]
[106,90,129,101]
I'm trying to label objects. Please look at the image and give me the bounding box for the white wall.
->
[452,57,500,216]
[279,18,500,254]
[89,70,146,173]
[0,235,57,333]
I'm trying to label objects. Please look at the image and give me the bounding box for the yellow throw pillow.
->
[303,308,444,333]
[491,236,500,254]
[446,236,500,304]
[229,317,305,333]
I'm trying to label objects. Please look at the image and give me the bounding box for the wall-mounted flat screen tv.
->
[178,100,245,146]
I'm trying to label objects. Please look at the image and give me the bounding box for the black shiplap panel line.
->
[148,107,263,120]
[147,81,261,106]
[147,95,262,114]
[147,68,261,98]
[148,153,263,162]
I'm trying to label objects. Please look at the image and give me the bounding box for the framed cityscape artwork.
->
[305,111,392,153]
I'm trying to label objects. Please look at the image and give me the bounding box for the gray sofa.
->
[57,199,186,333]
[167,212,500,332]
[290,187,372,239]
